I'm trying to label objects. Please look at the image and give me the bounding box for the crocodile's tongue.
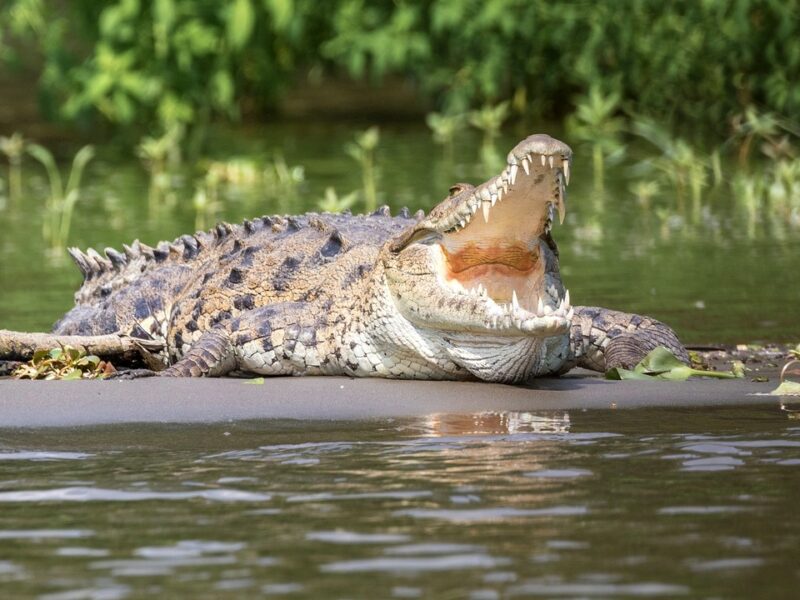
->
[440,158,556,310]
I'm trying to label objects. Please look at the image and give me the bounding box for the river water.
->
[0,407,798,598]
[0,123,799,597]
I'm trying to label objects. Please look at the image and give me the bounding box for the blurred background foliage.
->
[1,0,798,143]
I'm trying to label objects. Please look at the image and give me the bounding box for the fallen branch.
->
[0,329,164,362]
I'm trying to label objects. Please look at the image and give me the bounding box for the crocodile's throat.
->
[439,150,565,316]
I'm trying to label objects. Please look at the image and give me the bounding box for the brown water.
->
[0,407,798,598]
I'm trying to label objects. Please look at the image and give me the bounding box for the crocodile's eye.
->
[448,183,471,197]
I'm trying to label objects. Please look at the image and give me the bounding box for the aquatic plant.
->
[13,346,113,380]
[731,107,786,166]
[263,154,305,196]
[317,187,358,213]
[345,127,380,212]
[26,143,95,251]
[468,102,509,149]
[631,119,708,213]
[192,180,218,232]
[136,126,184,210]
[426,111,465,159]
[628,180,661,210]
[606,347,744,381]
[0,132,25,201]
[566,86,625,189]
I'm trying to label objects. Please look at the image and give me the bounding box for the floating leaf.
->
[772,381,800,396]
[606,346,744,381]
[244,377,265,385]
[605,368,653,381]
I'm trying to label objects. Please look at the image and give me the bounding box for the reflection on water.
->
[0,407,797,598]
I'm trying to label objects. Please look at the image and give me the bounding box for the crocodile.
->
[15,134,688,381]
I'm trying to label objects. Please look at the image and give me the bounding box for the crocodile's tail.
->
[66,227,221,306]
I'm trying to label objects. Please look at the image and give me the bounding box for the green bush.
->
[1,0,798,139]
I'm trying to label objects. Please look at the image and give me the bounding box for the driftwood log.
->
[0,329,164,362]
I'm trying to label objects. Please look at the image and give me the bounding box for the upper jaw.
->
[430,134,572,234]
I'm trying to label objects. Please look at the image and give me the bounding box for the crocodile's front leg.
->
[567,306,689,372]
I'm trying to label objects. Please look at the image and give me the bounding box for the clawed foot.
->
[105,368,159,380]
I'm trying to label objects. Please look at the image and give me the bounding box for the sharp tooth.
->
[514,318,522,329]
[491,194,498,207]
[564,289,570,309]
[557,197,566,225]
[482,201,491,223]
[459,219,465,228]
[509,164,518,185]
[522,156,530,175]
[541,154,546,166]
[563,159,570,185]
[512,290,519,310]
[537,297,544,315]
[548,155,554,169]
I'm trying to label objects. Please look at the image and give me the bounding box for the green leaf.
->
[638,346,686,374]
[264,0,293,31]
[606,346,742,381]
[606,368,655,381]
[227,0,254,50]
[32,349,50,363]
[62,369,84,380]
[77,355,101,368]
[244,377,265,385]
[772,381,800,396]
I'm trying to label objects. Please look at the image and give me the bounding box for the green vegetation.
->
[317,187,358,213]
[566,86,625,189]
[2,1,799,144]
[26,143,94,250]
[13,346,112,380]
[0,132,25,201]
[606,347,745,381]
[344,127,380,212]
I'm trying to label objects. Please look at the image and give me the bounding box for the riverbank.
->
[0,345,794,427]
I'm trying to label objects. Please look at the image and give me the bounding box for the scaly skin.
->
[42,134,688,381]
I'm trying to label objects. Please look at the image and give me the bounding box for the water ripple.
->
[0,451,93,461]
[321,554,509,573]
[0,487,270,503]
[394,506,588,522]
[0,529,94,539]
[306,531,411,544]
[506,581,689,596]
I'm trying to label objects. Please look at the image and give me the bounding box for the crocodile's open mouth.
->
[438,136,572,332]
